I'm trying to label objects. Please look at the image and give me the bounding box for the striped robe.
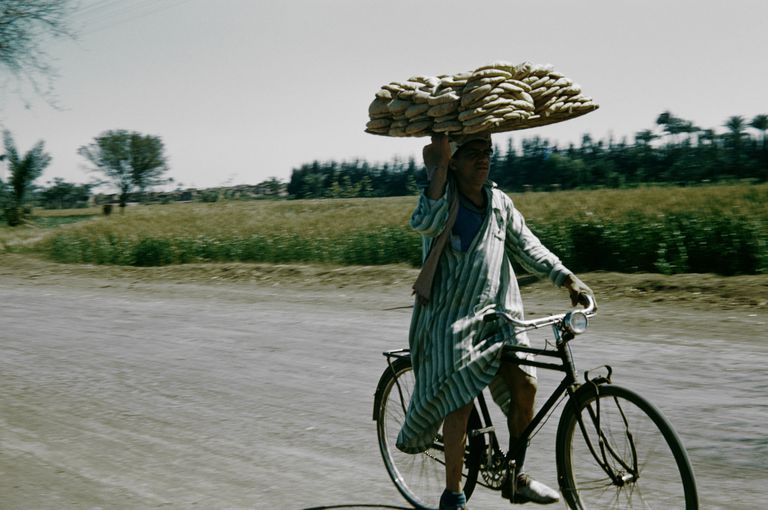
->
[396,181,572,454]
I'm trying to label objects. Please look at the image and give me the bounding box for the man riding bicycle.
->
[397,132,595,510]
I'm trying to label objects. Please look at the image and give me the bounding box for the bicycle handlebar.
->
[479,295,597,332]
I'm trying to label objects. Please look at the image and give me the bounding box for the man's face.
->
[451,140,492,192]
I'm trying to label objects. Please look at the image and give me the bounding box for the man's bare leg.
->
[497,362,560,504]
[443,402,473,492]
[497,362,536,462]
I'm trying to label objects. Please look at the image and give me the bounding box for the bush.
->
[528,210,766,275]
[133,238,174,266]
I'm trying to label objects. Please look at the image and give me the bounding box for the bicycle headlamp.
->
[564,310,589,334]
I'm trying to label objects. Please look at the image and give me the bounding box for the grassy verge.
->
[0,208,100,252]
[29,183,768,275]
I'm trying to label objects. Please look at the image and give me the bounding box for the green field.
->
[10,183,768,275]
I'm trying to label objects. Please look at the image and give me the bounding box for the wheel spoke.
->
[557,385,697,510]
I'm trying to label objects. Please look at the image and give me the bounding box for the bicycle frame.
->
[472,321,627,491]
[376,324,610,460]
[471,323,586,476]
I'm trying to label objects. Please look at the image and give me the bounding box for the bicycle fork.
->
[575,377,640,486]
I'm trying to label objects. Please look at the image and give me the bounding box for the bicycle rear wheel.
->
[556,384,697,510]
[374,356,482,510]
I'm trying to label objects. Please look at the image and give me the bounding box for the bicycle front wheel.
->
[556,384,697,510]
[374,356,482,510]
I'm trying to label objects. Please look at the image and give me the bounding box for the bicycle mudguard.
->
[372,355,411,421]
[556,373,612,426]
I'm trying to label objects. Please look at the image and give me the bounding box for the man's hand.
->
[423,134,451,180]
[564,274,597,310]
[423,134,452,199]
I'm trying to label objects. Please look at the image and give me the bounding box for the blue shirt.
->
[451,193,486,252]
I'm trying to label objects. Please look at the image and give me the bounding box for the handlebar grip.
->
[581,294,597,315]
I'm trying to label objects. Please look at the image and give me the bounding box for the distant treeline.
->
[287,159,420,199]
[287,112,768,198]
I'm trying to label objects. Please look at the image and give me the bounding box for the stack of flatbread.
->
[365,61,598,137]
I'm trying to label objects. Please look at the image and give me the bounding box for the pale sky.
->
[1,0,766,190]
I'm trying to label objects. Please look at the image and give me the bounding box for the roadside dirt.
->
[1,253,766,311]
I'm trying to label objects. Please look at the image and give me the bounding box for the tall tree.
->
[78,130,170,211]
[0,0,74,100]
[0,153,6,210]
[724,115,747,138]
[634,129,657,147]
[749,114,768,181]
[749,114,768,150]
[656,111,698,146]
[723,115,747,176]
[126,132,170,198]
[2,130,51,225]
[655,111,676,143]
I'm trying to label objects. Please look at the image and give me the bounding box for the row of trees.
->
[287,112,768,199]
[1,129,169,225]
[287,158,419,199]
[37,177,92,209]
[492,112,767,191]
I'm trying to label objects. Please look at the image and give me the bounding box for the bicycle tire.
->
[556,384,698,509]
[374,356,483,510]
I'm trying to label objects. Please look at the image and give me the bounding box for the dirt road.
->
[1,256,766,509]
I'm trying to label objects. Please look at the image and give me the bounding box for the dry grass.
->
[511,183,768,223]
[13,182,768,274]
[33,207,103,217]
[27,183,768,237]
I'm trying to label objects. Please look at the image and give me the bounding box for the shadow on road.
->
[301,505,411,510]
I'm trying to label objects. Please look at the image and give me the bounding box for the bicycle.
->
[372,296,698,509]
